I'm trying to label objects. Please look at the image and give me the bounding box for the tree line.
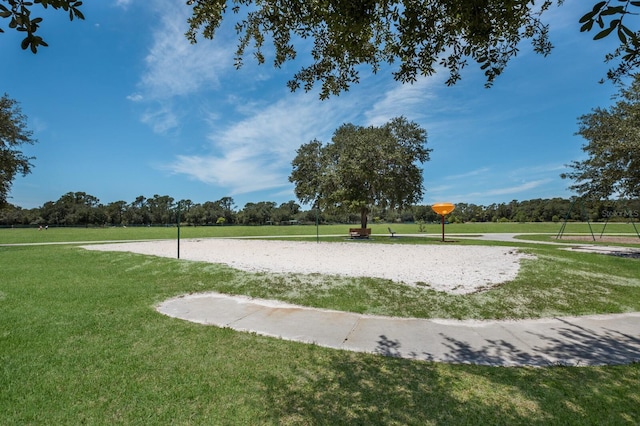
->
[1,192,638,228]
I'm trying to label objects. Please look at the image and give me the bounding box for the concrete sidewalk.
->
[157,292,640,367]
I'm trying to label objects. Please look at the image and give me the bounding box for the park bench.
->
[349,228,371,239]
[388,227,396,237]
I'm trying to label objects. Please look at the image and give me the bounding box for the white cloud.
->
[444,167,491,181]
[138,8,232,100]
[165,92,359,195]
[140,105,179,134]
[126,93,143,102]
[364,76,440,126]
[483,179,552,196]
[450,179,552,203]
[128,0,235,133]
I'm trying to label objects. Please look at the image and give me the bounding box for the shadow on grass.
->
[258,315,640,423]
[261,346,640,425]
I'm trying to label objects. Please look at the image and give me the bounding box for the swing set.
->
[556,198,640,241]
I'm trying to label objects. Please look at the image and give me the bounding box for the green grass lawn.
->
[1,221,637,244]
[1,225,639,424]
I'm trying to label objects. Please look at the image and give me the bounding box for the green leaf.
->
[579,11,596,24]
[594,26,615,40]
[600,6,625,16]
[581,21,594,33]
[618,27,627,44]
[621,25,635,38]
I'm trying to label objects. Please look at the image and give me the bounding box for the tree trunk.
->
[360,207,368,229]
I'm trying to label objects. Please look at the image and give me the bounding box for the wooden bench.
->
[349,228,371,239]
[388,227,396,237]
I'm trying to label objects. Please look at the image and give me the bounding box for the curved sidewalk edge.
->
[157,292,640,367]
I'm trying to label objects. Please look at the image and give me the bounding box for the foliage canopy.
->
[186,0,640,97]
[0,93,36,206]
[562,73,640,199]
[7,1,640,94]
[0,0,84,53]
[289,117,431,228]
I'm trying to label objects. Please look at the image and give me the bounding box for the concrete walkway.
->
[157,292,640,367]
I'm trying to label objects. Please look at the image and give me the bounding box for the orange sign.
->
[431,203,455,216]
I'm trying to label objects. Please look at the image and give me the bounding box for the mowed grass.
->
[1,221,636,244]
[1,226,639,424]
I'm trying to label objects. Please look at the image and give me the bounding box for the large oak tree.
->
[562,73,640,199]
[289,117,430,229]
[0,93,36,206]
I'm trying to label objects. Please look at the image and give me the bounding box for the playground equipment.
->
[431,203,455,242]
[556,198,639,241]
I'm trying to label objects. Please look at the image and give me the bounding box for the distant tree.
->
[215,196,237,224]
[290,117,431,229]
[239,201,275,225]
[105,200,127,225]
[0,202,29,225]
[176,198,193,224]
[147,194,175,224]
[125,195,150,225]
[45,191,101,226]
[562,74,640,199]
[0,94,37,206]
[272,200,300,223]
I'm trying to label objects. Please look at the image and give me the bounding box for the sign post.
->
[177,201,181,259]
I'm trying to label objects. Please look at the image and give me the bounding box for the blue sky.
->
[2,0,627,210]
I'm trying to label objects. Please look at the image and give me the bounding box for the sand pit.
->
[81,239,534,294]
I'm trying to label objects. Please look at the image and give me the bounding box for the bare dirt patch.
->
[557,235,640,245]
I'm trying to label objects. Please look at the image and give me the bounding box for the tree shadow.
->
[259,342,640,424]
[259,349,542,424]
[374,319,640,367]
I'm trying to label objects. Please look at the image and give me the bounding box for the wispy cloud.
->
[128,0,234,133]
[138,6,232,100]
[444,167,491,180]
[364,76,440,126]
[114,0,133,8]
[140,104,179,135]
[165,71,473,196]
[165,93,359,195]
[445,179,552,204]
[480,179,551,197]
